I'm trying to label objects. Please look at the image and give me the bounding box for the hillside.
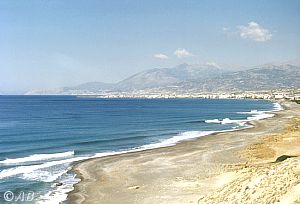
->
[115,63,223,90]
[25,63,300,95]
[178,64,300,92]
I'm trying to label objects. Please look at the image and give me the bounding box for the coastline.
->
[67,101,300,204]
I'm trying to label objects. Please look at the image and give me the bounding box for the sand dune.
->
[199,118,300,204]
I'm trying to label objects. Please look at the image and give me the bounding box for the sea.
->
[0,96,282,203]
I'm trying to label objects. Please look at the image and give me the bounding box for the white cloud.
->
[238,22,272,42]
[174,48,193,58]
[153,53,169,60]
[206,62,221,68]
[222,27,229,32]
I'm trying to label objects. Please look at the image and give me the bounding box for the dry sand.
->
[67,101,300,204]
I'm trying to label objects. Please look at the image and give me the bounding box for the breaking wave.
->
[0,151,75,165]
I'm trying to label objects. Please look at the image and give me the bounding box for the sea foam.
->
[140,131,215,149]
[205,102,282,127]
[205,118,246,126]
[0,156,89,179]
[0,151,74,165]
[273,102,283,111]
[37,171,80,204]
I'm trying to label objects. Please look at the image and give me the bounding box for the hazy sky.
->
[1,0,300,93]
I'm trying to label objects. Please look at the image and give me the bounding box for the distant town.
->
[77,88,300,102]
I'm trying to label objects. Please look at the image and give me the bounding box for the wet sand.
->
[67,101,300,204]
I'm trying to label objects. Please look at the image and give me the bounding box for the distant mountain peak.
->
[25,62,300,95]
[115,63,224,90]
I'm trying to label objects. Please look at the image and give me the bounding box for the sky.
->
[0,0,300,94]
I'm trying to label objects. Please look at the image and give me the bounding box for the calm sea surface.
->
[0,96,277,203]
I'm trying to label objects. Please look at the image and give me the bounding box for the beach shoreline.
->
[67,100,300,204]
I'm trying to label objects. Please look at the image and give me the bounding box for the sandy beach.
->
[67,101,300,204]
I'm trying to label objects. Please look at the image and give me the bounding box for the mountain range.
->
[26,63,300,95]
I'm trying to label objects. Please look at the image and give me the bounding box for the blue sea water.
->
[0,96,279,203]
